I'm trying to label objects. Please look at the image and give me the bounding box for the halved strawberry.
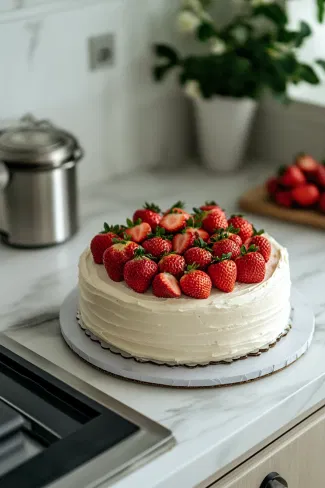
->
[172,231,195,254]
[163,201,190,217]
[124,218,151,243]
[184,217,210,242]
[152,273,181,298]
[295,153,319,174]
[160,213,187,233]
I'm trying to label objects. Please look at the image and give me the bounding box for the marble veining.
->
[1,162,325,488]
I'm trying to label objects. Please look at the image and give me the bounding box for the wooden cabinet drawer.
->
[211,407,325,488]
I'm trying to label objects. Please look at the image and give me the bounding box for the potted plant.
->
[153,0,325,172]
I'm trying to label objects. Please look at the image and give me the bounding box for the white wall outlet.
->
[88,33,115,71]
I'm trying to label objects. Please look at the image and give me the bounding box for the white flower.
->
[184,80,202,99]
[210,38,227,55]
[177,11,201,34]
[181,0,203,14]
[231,25,248,44]
[251,0,275,6]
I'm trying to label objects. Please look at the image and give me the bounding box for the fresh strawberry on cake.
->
[79,201,291,365]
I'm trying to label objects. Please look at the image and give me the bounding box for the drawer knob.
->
[260,472,288,488]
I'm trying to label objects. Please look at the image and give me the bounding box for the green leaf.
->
[299,64,320,85]
[153,44,179,64]
[253,4,288,26]
[295,21,312,47]
[196,22,216,42]
[316,59,325,72]
[317,0,325,22]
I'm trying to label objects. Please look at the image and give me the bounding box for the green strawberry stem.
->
[100,223,121,234]
[212,252,232,263]
[127,217,142,227]
[170,200,185,210]
[252,227,265,236]
[185,263,200,273]
[144,202,161,213]
[204,200,217,205]
[148,226,172,240]
[193,237,211,250]
[240,244,259,256]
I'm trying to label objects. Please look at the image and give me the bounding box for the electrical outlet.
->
[88,33,115,71]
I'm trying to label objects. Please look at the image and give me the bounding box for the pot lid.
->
[0,114,82,167]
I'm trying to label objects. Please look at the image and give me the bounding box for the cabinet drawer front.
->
[212,407,325,488]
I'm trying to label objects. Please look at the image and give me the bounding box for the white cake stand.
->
[59,288,314,388]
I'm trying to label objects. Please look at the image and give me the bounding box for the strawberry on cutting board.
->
[294,153,319,175]
[124,219,151,243]
[123,249,158,293]
[275,190,292,208]
[90,223,122,264]
[291,184,320,207]
[152,273,181,298]
[133,202,161,230]
[208,253,237,293]
[180,267,212,299]
[278,165,306,187]
[236,245,266,284]
[158,253,185,278]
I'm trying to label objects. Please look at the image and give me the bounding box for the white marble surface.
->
[1,162,325,488]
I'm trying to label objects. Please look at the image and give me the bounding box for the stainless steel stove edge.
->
[0,334,176,488]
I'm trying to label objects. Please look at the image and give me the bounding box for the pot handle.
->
[0,162,9,191]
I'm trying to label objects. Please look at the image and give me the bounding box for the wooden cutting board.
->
[239,185,325,230]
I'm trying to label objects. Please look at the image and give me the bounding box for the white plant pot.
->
[194,96,257,172]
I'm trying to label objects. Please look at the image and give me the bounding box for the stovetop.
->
[0,335,175,488]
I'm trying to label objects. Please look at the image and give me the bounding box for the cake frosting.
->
[78,234,291,365]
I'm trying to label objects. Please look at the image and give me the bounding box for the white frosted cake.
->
[78,203,291,365]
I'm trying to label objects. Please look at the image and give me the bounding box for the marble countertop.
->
[1,162,325,488]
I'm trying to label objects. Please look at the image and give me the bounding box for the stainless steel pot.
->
[0,114,83,248]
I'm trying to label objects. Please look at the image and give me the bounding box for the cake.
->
[78,202,291,365]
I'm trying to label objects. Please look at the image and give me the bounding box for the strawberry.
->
[295,153,319,175]
[172,230,196,254]
[184,239,212,269]
[184,218,210,242]
[319,193,325,213]
[152,273,181,298]
[103,241,139,282]
[227,215,253,242]
[278,165,306,187]
[275,190,292,208]
[208,254,237,293]
[266,177,279,196]
[250,228,271,263]
[180,267,212,299]
[236,245,266,284]
[212,237,241,260]
[200,200,222,212]
[210,225,242,247]
[90,223,122,264]
[124,218,151,243]
[202,211,228,234]
[163,201,190,218]
[133,202,161,230]
[141,227,172,258]
[123,249,158,293]
[160,212,188,233]
[315,165,325,188]
[291,184,320,207]
[158,253,185,278]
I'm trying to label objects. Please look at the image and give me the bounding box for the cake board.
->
[59,288,315,389]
